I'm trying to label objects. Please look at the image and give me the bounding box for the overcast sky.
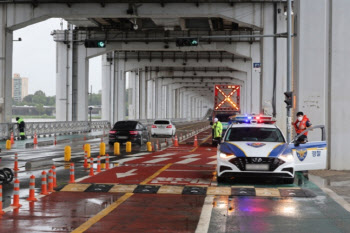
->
[13,18,102,96]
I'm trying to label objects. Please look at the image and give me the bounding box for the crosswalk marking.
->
[176,158,200,164]
[207,160,217,165]
[180,154,200,158]
[153,153,175,158]
[143,158,171,164]
[116,157,141,164]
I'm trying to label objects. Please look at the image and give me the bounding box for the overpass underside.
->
[0,0,349,169]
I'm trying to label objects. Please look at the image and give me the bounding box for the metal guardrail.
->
[0,121,111,140]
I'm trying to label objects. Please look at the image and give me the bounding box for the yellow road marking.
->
[72,164,172,232]
[140,163,173,185]
[71,193,133,233]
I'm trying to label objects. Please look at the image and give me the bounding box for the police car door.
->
[290,125,327,171]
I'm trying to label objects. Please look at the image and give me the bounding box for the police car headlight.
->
[219,152,236,159]
[279,153,294,162]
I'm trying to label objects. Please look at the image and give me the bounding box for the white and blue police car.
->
[216,114,327,184]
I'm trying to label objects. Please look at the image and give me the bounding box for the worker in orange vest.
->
[293,112,312,143]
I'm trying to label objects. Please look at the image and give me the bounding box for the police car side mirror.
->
[294,141,300,147]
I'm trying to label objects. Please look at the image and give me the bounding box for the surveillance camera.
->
[183,62,186,66]
[164,44,169,49]
[133,24,138,30]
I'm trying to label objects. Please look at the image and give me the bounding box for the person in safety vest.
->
[292,112,312,143]
[16,117,26,140]
[212,118,223,145]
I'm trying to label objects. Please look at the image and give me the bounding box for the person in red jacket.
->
[293,112,312,143]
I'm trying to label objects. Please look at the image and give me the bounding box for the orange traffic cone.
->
[11,179,22,208]
[27,175,37,202]
[69,164,75,184]
[10,132,14,144]
[33,132,38,145]
[174,135,179,147]
[0,185,4,214]
[89,158,94,176]
[40,171,49,195]
[97,156,101,172]
[105,154,110,170]
[193,135,198,147]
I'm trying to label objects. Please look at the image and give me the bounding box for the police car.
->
[216,114,327,184]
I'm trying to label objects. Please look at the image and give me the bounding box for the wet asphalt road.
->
[0,121,209,208]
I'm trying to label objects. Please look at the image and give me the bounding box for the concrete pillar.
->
[294,0,328,128]
[127,71,136,119]
[146,77,155,119]
[250,43,261,114]
[155,78,162,118]
[328,0,350,170]
[261,3,287,132]
[0,7,13,123]
[72,44,89,121]
[56,39,73,121]
[101,53,114,122]
[113,52,126,122]
[261,3,275,117]
[139,70,146,120]
[161,84,167,118]
[56,37,89,121]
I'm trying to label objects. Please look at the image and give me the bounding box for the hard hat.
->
[214,118,218,122]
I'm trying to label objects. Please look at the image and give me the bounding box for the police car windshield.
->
[225,127,285,142]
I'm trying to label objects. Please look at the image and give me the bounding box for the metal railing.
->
[0,121,111,140]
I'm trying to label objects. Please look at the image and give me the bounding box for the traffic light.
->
[84,39,106,48]
[284,91,293,108]
[175,38,199,47]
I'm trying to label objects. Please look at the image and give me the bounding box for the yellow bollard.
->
[85,144,91,158]
[114,142,120,156]
[6,140,11,150]
[64,146,71,161]
[146,142,152,152]
[126,141,132,153]
[99,142,106,156]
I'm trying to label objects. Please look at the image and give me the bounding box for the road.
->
[0,122,349,233]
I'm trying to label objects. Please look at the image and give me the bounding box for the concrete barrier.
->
[25,140,54,148]
[25,159,54,171]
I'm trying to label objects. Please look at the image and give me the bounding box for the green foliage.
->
[89,93,101,106]
[13,90,56,107]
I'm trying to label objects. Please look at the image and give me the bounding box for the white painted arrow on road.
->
[116,169,138,178]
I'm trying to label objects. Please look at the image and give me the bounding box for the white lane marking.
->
[128,152,150,157]
[209,155,217,159]
[153,153,175,158]
[143,158,171,164]
[116,169,138,178]
[75,176,91,182]
[321,188,350,212]
[180,154,200,158]
[115,157,141,164]
[207,160,217,165]
[176,158,200,164]
[165,170,214,172]
[195,195,215,233]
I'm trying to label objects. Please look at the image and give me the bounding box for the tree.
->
[34,90,46,97]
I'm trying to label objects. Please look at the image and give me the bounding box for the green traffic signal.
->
[84,39,106,48]
[191,40,198,45]
[97,41,105,48]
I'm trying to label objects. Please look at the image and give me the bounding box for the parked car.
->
[151,120,176,137]
[109,121,149,145]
